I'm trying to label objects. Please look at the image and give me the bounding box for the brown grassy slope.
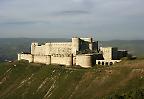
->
[0,60,144,99]
[68,60,144,99]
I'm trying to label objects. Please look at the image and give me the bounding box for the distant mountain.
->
[0,38,144,62]
[100,40,144,57]
[0,38,70,62]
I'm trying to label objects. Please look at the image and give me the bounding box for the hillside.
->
[0,60,144,99]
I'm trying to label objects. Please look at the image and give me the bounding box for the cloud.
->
[0,18,51,25]
[53,10,90,16]
[1,21,37,25]
[0,0,144,39]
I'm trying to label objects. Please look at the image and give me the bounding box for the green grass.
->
[0,60,144,99]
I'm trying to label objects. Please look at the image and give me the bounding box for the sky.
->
[0,0,144,40]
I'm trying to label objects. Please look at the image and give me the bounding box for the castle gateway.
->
[18,37,127,68]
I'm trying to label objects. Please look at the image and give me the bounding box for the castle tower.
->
[31,42,38,55]
[100,47,118,60]
[72,37,80,56]
[76,54,93,68]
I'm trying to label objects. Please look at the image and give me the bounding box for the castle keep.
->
[18,37,127,68]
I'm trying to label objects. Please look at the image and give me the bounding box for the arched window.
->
[98,61,101,65]
[102,62,105,65]
[110,62,113,65]
[105,62,108,65]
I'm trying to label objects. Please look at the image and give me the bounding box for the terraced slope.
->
[0,60,144,99]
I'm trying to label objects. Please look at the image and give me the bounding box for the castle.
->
[18,37,128,68]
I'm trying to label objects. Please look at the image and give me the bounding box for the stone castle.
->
[18,37,128,68]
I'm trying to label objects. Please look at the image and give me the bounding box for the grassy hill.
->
[0,60,144,99]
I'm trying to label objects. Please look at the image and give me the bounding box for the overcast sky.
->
[0,0,144,40]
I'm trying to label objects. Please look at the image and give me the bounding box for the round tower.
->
[76,54,93,68]
[72,37,80,56]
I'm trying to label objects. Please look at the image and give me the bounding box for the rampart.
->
[33,55,51,64]
[18,37,128,68]
[51,55,73,66]
[18,54,73,66]
[31,42,72,56]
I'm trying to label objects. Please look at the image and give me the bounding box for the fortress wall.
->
[31,42,46,55]
[18,54,33,62]
[32,42,72,55]
[46,42,72,55]
[51,56,73,66]
[33,55,51,64]
[33,45,46,55]
[76,54,93,68]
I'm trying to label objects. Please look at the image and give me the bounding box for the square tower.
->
[100,47,118,60]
